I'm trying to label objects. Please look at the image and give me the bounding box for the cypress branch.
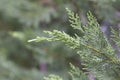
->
[29,8,120,80]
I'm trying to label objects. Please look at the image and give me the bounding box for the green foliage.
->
[0,0,119,80]
[66,8,83,32]
[111,27,120,47]
[29,8,120,80]
[0,0,57,27]
[0,50,44,80]
[43,75,63,80]
[43,63,89,80]
[68,63,88,80]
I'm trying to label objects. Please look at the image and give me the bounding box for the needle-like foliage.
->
[29,8,120,80]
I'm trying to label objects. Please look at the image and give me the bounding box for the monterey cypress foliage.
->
[28,8,120,80]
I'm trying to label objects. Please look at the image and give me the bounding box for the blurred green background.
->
[0,0,120,80]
